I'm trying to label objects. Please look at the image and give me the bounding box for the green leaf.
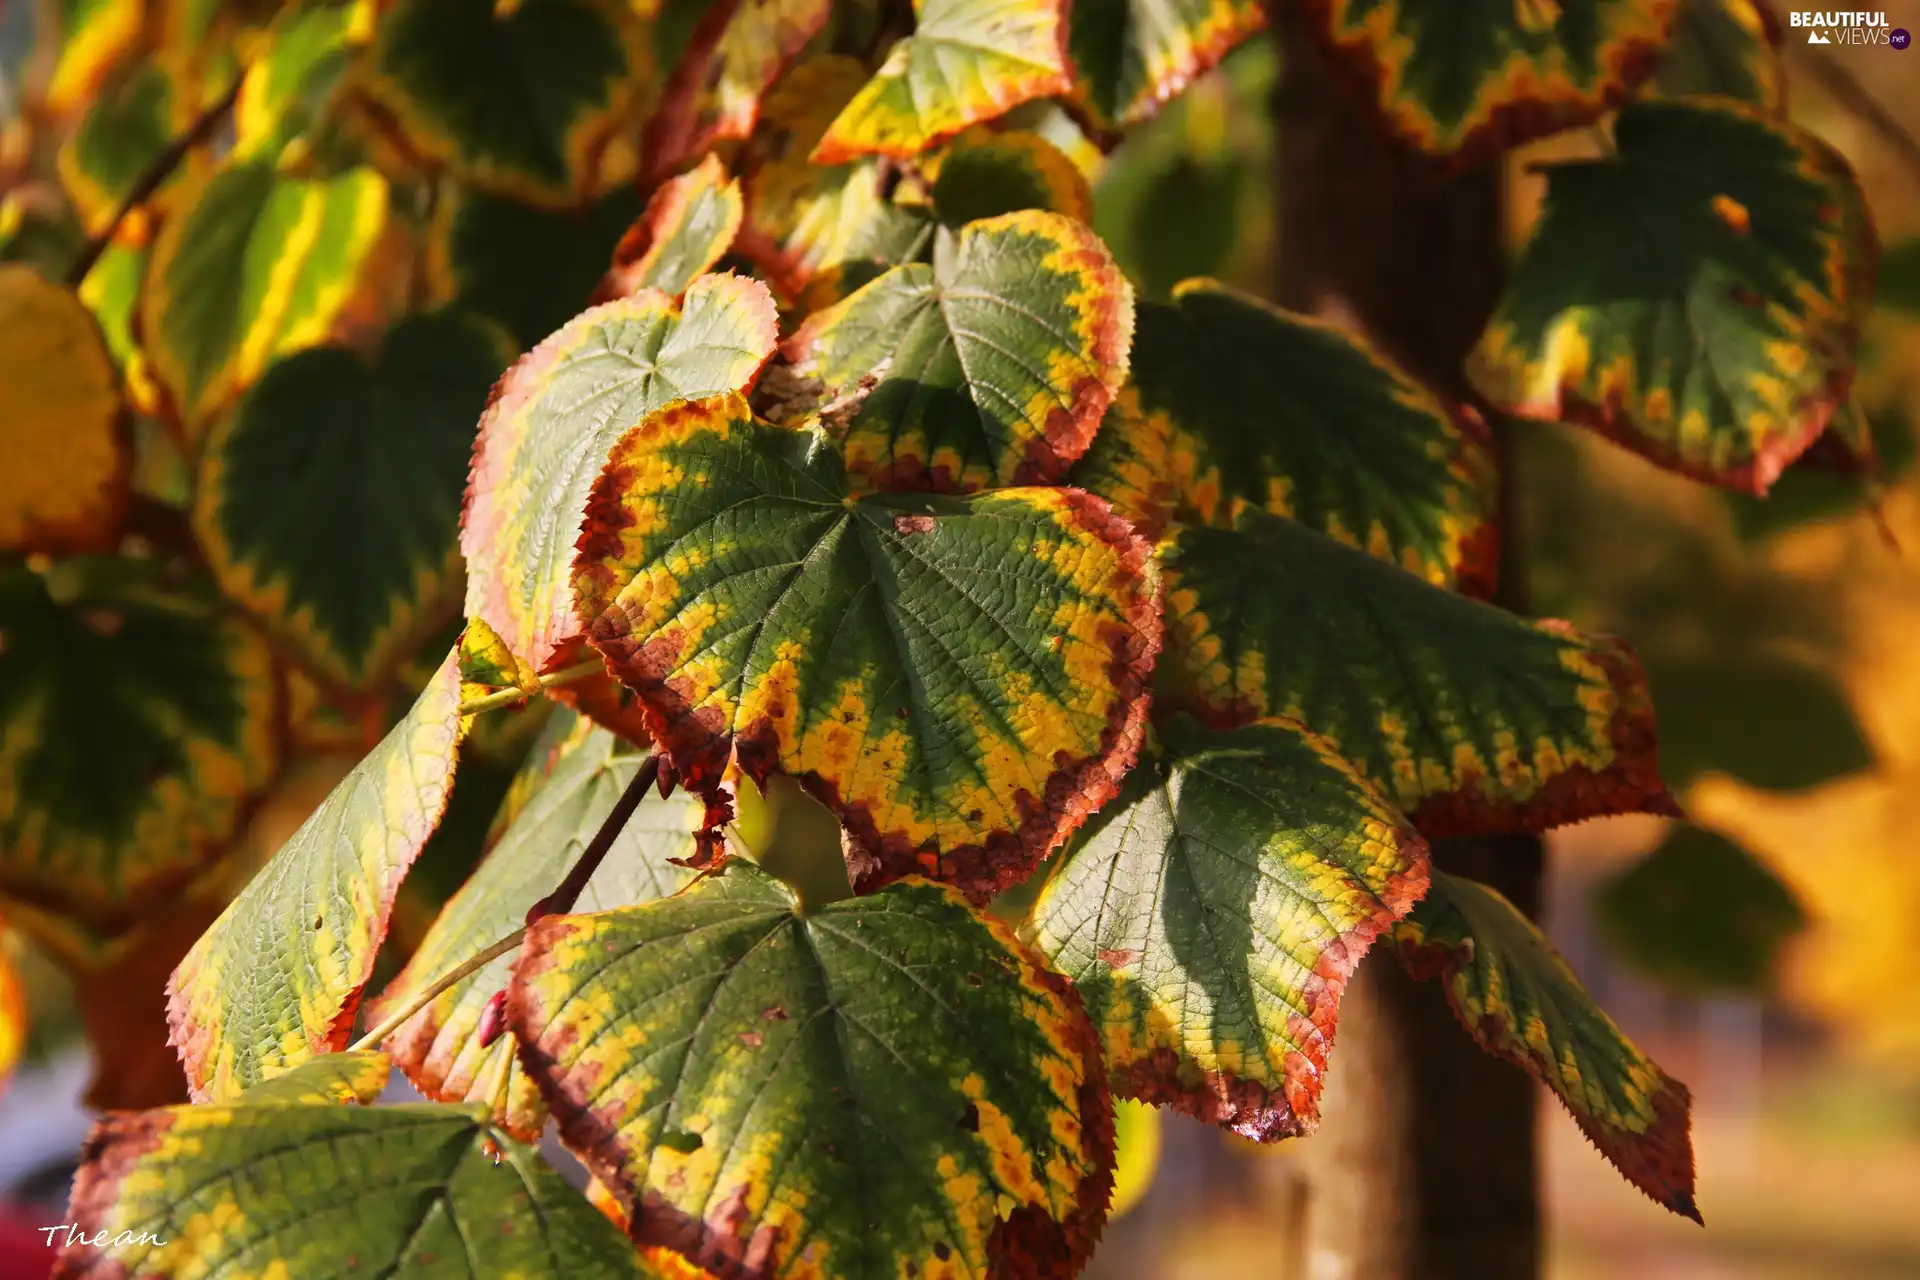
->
[461,272,779,691]
[232,0,358,162]
[55,63,181,234]
[1725,405,1915,539]
[1396,870,1699,1221]
[786,209,1134,492]
[1083,279,1496,593]
[60,1101,650,1277]
[573,394,1161,898]
[1032,716,1428,1140]
[925,126,1093,227]
[1470,99,1875,495]
[1296,0,1674,158]
[1878,237,1920,315]
[814,0,1075,164]
[0,558,278,944]
[238,1049,393,1105]
[195,312,512,690]
[142,159,390,433]
[372,721,702,1139]
[1594,825,1806,994]
[168,644,466,1102]
[430,183,644,351]
[1644,0,1786,111]
[75,240,147,371]
[507,859,1114,1277]
[600,153,744,301]
[1161,509,1677,836]
[641,0,833,180]
[1643,649,1872,791]
[42,0,145,119]
[362,0,647,206]
[1067,0,1267,131]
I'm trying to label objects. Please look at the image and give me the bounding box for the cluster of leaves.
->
[0,0,1884,1275]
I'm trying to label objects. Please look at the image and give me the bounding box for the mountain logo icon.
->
[1808,28,1831,41]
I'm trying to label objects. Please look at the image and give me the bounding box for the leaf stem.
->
[530,754,661,920]
[65,73,244,289]
[457,658,602,716]
[348,927,526,1052]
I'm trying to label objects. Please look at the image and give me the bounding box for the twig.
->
[457,658,603,716]
[349,927,527,1051]
[526,754,661,921]
[65,74,243,288]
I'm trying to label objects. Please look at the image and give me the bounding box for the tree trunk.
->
[1269,11,1543,1279]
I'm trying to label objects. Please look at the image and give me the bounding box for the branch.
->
[65,74,243,288]
[526,753,661,921]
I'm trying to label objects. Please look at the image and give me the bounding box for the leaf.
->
[460,272,779,689]
[56,63,185,234]
[1032,716,1429,1140]
[1086,278,1496,593]
[814,0,1074,164]
[458,614,542,704]
[1161,509,1677,836]
[142,160,391,432]
[573,394,1161,898]
[1878,238,1920,316]
[429,184,644,350]
[361,0,647,206]
[1067,0,1267,131]
[57,1102,650,1278]
[734,55,936,304]
[239,1049,393,1105]
[1109,1099,1161,1219]
[641,0,834,180]
[195,313,510,690]
[507,859,1114,1277]
[1594,824,1805,995]
[1644,649,1872,791]
[76,239,147,370]
[599,154,745,302]
[0,264,130,555]
[232,0,358,162]
[1645,0,1785,110]
[42,0,145,118]
[1295,0,1674,159]
[1470,99,1875,495]
[786,209,1134,492]
[1724,404,1914,539]
[1067,389,1178,540]
[925,126,1093,227]
[372,722,702,1139]
[0,558,279,938]
[167,644,465,1102]
[1395,870,1699,1221]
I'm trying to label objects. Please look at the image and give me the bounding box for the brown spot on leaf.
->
[1095,948,1139,968]
[892,513,936,536]
[738,1030,764,1048]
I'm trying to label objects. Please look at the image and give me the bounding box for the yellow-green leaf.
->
[924,125,1093,227]
[599,153,744,301]
[238,1049,393,1105]
[1067,0,1267,131]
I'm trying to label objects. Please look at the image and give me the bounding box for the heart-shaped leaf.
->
[1067,0,1267,132]
[1470,99,1875,494]
[1397,870,1699,1221]
[0,558,279,942]
[1160,509,1676,836]
[0,265,129,555]
[925,126,1093,227]
[598,153,744,301]
[142,160,390,432]
[168,644,466,1102]
[814,0,1074,164]
[1078,279,1495,593]
[195,312,512,690]
[372,720,702,1139]
[508,860,1114,1278]
[1033,716,1429,1140]
[1296,0,1674,159]
[786,209,1134,492]
[573,394,1161,897]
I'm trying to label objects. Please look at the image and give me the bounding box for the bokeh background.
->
[0,8,1918,1280]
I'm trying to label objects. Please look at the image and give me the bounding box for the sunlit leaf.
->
[599,153,744,301]
[56,64,187,234]
[642,0,833,180]
[58,1102,649,1277]
[574,394,1161,897]
[195,312,511,690]
[238,1049,393,1105]
[0,558,279,938]
[372,721,701,1139]
[924,126,1093,226]
[0,934,22,1098]
[1161,509,1677,836]
[1082,278,1496,593]
[508,860,1114,1277]
[232,0,357,162]
[167,645,465,1102]
[786,209,1134,491]
[360,0,648,206]
[0,264,129,555]
[1109,1098,1161,1219]
[458,614,542,705]
[1396,870,1699,1221]
[1725,405,1915,539]
[75,240,147,371]
[1296,0,1674,159]
[1067,0,1266,131]
[1034,716,1428,1139]
[428,183,644,350]
[1645,0,1785,110]
[1470,99,1874,495]
[814,0,1074,164]
[142,160,390,432]
[42,0,145,118]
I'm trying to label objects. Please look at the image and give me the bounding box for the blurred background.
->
[1,6,1918,1280]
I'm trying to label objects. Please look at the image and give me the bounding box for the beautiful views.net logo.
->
[1788,10,1901,43]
